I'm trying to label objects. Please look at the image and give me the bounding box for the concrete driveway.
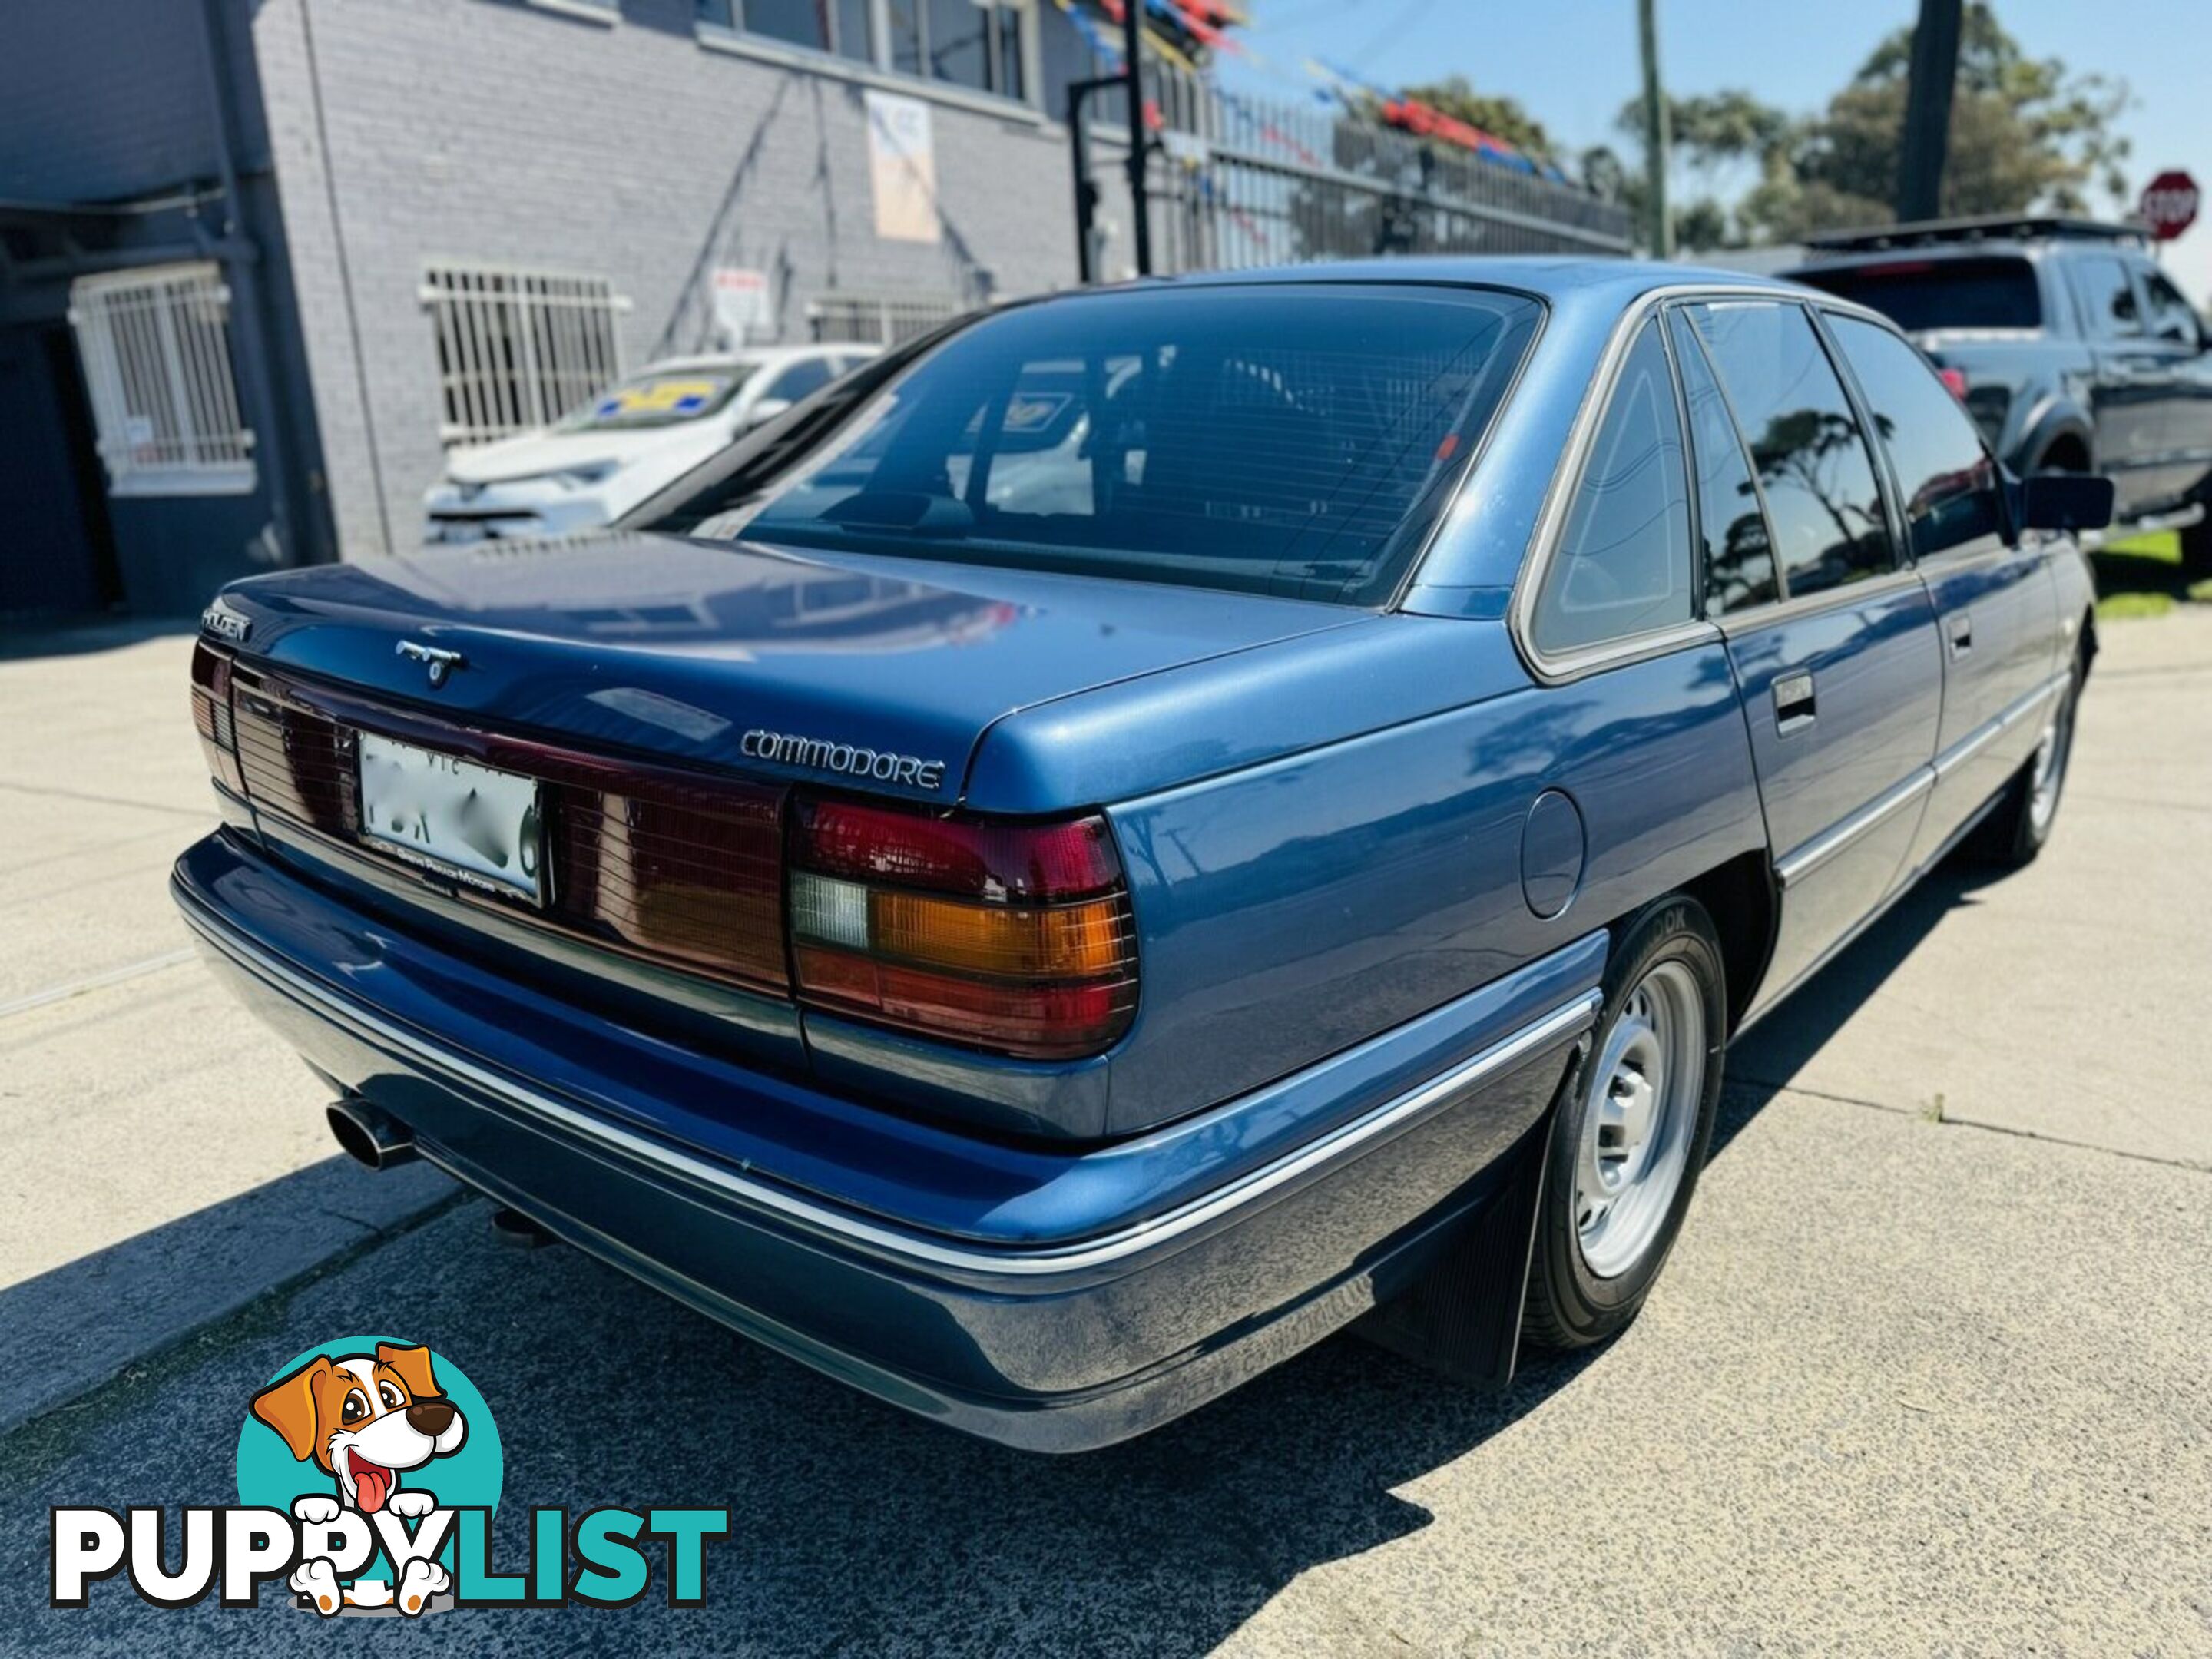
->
[3,611,2207,1654]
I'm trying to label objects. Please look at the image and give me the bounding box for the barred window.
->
[68,263,255,496]
[421,263,630,445]
[808,292,962,347]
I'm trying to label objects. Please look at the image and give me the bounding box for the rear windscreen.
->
[682,283,1543,604]
[1793,257,2042,331]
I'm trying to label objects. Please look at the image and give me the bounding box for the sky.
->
[1217,0,2212,303]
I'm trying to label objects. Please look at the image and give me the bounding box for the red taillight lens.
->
[796,800,1121,899]
[790,796,1137,1060]
[190,641,244,796]
[1938,366,1970,401]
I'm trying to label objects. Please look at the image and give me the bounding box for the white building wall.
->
[253,0,1081,557]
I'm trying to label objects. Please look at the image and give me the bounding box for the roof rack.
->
[1801,215,2149,253]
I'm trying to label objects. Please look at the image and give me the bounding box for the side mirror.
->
[743,397,794,431]
[2018,472,2115,534]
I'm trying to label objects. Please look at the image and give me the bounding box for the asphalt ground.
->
[3,609,2207,1655]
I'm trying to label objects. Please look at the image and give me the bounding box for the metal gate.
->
[1081,68,1634,277]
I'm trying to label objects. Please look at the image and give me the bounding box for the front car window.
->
[1529,318,1694,653]
[2071,256,2143,339]
[1828,316,2005,561]
[561,368,752,432]
[1688,301,1895,601]
[2141,269,2203,346]
[694,283,1544,604]
[767,358,836,403]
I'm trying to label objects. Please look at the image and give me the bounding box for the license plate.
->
[358,733,543,902]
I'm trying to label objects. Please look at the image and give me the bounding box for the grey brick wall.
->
[252,0,1083,558]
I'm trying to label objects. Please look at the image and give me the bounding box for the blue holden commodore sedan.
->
[176,260,2111,1450]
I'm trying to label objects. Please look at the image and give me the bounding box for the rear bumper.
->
[174,830,1601,1451]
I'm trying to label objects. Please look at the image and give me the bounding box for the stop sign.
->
[2139,170,2200,241]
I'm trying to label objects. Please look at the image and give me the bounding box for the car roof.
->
[1783,241,2061,276]
[1121,255,1815,309]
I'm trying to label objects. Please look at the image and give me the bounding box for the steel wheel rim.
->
[1575,959,1706,1279]
[2028,675,2077,836]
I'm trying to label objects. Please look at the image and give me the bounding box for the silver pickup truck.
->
[1787,216,2212,577]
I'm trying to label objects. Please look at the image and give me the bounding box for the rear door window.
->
[1794,257,2041,332]
[702,283,1545,604]
[1687,301,1896,600]
[1828,316,2005,560]
[1668,310,1778,614]
[1528,317,1694,653]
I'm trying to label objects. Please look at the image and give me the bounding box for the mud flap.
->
[1353,1050,1577,1389]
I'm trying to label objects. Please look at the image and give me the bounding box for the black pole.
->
[1070,82,1098,284]
[1067,75,1121,285]
[1122,0,1151,276]
[1897,0,1962,222]
[1637,0,1672,257]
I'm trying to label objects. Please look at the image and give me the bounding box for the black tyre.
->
[1969,651,2082,869]
[1523,896,1727,1351]
[2181,509,2212,584]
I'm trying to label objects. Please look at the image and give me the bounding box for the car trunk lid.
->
[211,531,1361,806]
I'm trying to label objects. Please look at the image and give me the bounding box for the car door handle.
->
[1773,671,1816,735]
[1947,613,1974,657]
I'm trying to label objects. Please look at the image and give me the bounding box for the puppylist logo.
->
[49,1335,730,1616]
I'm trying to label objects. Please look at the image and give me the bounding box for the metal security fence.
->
[420,263,630,445]
[68,262,256,495]
[807,292,966,347]
[1087,68,1634,276]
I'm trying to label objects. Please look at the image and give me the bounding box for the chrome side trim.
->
[1774,767,1936,889]
[1773,665,2072,889]
[1932,667,2073,781]
[1710,566,1928,637]
[1931,714,2006,781]
[177,888,1600,1280]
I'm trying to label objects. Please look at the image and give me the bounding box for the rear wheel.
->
[1970,651,2081,868]
[2181,508,2212,584]
[1523,896,1727,1350]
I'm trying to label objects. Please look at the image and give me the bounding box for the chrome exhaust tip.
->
[326,1098,418,1172]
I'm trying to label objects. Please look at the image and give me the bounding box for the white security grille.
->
[420,263,630,445]
[68,263,255,495]
[807,292,962,347]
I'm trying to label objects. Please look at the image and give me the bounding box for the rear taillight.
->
[789,797,1137,1060]
[1938,366,1970,401]
[190,641,244,795]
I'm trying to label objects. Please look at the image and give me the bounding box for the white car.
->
[422,345,879,544]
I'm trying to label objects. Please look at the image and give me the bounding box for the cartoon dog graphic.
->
[250,1341,466,1616]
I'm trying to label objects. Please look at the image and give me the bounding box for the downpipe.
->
[326,1097,418,1171]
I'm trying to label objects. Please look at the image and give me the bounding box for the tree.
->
[1400,76,1558,165]
[1614,4,2130,247]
